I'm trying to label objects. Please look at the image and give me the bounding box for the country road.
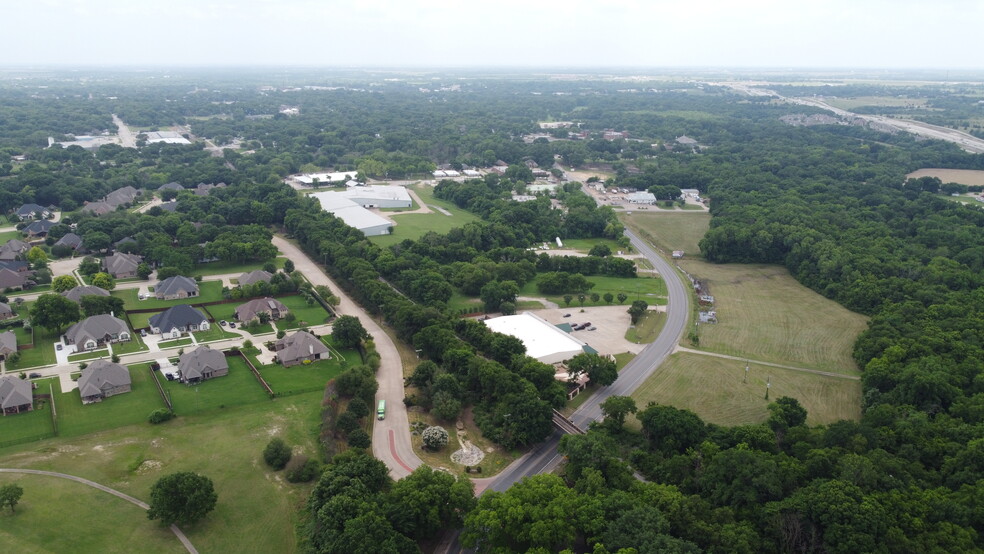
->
[112,114,136,148]
[270,236,423,479]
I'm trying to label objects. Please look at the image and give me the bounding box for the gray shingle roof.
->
[81,201,114,215]
[178,346,228,381]
[235,297,287,322]
[275,331,329,365]
[158,182,185,191]
[0,330,16,355]
[64,314,129,347]
[156,276,198,297]
[149,304,208,332]
[78,360,130,399]
[15,203,48,217]
[0,375,32,411]
[54,232,83,250]
[24,220,55,235]
[103,252,142,276]
[105,186,139,207]
[237,270,272,286]
[62,285,110,303]
[0,268,27,289]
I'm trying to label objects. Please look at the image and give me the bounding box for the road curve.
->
[270,236,423,479]
[487,228,690,492]
[0,468,198,553]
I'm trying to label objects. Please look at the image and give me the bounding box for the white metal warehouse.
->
[483,312,588,364]
[311,193,393,236]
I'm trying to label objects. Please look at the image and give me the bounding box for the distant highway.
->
[112,114,137,148]
[721,82,984,154]
[487,228,690,492]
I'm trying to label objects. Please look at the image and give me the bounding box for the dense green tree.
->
[385,466,475,540]
[636,403,707,455]
[90,272,115,290]
[567,353,618,386]
[79,294,125,317]
[263,438,292,470]
[51,274,77,292]
[29,293,80,332]
[332,315,369,349]
[0,483,24,513]
[147,472,217,526]
[600,395,637,431]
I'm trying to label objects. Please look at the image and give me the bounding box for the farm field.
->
[630,352,861,427]
[54,364,167,438]
[622,212,711,258]
[0,472,185,553]
[680,260,867,374]
[0,390,323,553]
[906,168,984,187]
[368,183,482,247]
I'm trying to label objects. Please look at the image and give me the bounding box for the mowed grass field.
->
[681,260,867,374]
[0,473,185,553]
[906,168,984,187]
[630,353,861,426]
[369,183,482,247]
[622,212,711,258]
[54,365,167,438]
[0,390,324,553]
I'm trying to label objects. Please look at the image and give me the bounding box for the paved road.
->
[271,236,422,479]
[112,114,137,148]
[0,468,198,553]
[486,228,690,493]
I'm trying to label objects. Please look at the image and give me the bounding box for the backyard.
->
[161,356,271,414]
[193,257,287,278]
[112,280,224,311]
[54,364,168,438]
[6,327,58,371]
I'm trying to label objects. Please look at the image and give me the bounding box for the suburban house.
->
[77,360,132,404]
[155,276,199,300]
[0,268,30,291]
[0,375,33,416]
[81,201,114,216]
[159,201,179,213]
[54,232,84,252]
[23,219,56,237]
[0,302,14,320]
[0,330,17,360]
[113,236,137,250]
[103,252,142,279]
[105,186,140,208]
[194,182,226,196]
[0,261,28,273]
[177,345,229,384]
[158,182,184,192]
[62,285,110,303]
[15,203,51,220]
[148,305,210,339]
[0,239,30,261]
[235,297,288,324]
[237,269,273,286]
[63,314,131,351]
[274,331,329,367]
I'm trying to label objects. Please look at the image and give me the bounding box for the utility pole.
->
[743,361,749,384]
[765,376,771,400]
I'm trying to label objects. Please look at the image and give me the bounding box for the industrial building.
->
[483,312,592,364]
[310,192,393,236]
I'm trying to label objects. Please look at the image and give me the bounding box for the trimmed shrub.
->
[148,409,175,424]
[348,429,371,449]
[263,438,292,470]
[422,426,449,450]
[285,456,321,483]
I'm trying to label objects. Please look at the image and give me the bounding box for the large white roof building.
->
[311,192,393,236]
[483,312,589,364]
[293,172,360,186]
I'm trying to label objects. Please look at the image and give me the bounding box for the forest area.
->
[3,69,984,552]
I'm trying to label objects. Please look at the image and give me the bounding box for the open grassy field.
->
[518,273,667,308]
[113,281,224,311]
[906,168,984,187]
[276,294,332,329]
[0,389,323,553]
[0,472,186,553]
[825,96,928,110]
[624,310,666,343]
[161,356,270,414]
[369,184,482,247]
[258,358,345,396]
[681,260,867,374]
[630,352,861,427]
[622,212,711,257]
[55,364,167,438]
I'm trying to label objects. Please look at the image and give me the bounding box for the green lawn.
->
[558,238,627,253]
[68,349,109,362]
[127,311,157,330]
[276,294,331,329]
[518,273,667,308]
[55,364,167,438]
[0,398,55,447]
[0,473,185,553]
[162,356,270,414]
[0,390,323,552]
[112,281,224,311]
[192,326,238,343]
[369,184,482,247]
[12,325,32,345]
[8,284,51,297]
[257,358,346,396]
[0,229,22,243]
[158,337,193,349]
[112,333,149,355]
[193,257,286,278]
[7,328,59,370]
[624,310,667,344]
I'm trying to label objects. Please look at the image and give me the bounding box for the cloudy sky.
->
[2,0,980,68]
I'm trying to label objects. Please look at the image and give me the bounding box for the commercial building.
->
[483,312,592,364]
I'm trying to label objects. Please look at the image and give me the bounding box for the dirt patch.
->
[135,459,163,474]
[907,168,984,187]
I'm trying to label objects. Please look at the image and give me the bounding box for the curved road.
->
[270,236,423,479]
[0,468,198,553]
[487,228,689,492]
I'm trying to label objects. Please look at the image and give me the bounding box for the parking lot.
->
[528,305,658,356]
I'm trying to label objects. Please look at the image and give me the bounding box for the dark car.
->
[229,322,236,328]
[563,313,572,318]
[29,372,41,379]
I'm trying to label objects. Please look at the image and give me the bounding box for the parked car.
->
[563,313,571,318]
[229,322,236,328]
[29,373,41,379]
[55,344,62,351]
[140,329,147,337]
[220,320,228,327]
[588,326,597,331]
